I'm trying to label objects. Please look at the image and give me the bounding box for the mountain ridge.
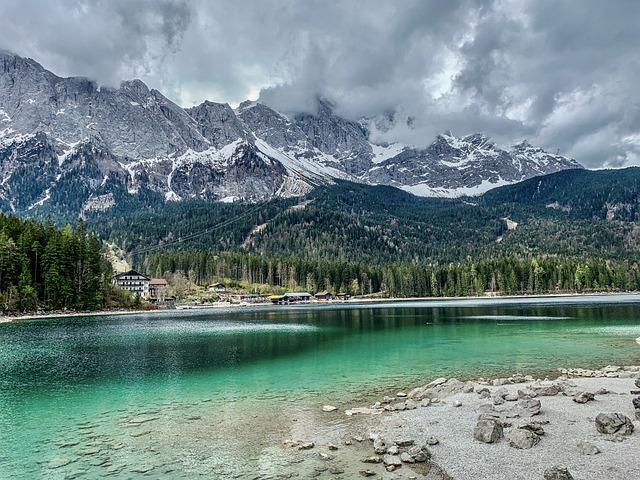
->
[0,50,582,217]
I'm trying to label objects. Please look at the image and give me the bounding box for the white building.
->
[113,270,151,299]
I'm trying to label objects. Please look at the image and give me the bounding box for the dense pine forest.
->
[0,214,130,313]
[143,251,640,298]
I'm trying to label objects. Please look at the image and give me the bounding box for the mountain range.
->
[0,50,581,217]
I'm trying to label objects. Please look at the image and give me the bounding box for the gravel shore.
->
[300,367,640,480]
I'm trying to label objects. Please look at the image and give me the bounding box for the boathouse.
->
[270,292,313,304]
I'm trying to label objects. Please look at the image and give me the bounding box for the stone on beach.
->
[508,428,541,449]
[322,405,337,412]
[516,397,542,416]
[406,444,431,462]
[576,440,600,455]
[425,436,439,445]
[531,382,563,396]
[474,419,503,443]
[595,413,634,435]
[572,391,595,404]
[383,454,402,467]
[518,421,546,436]
[543,465,574,480]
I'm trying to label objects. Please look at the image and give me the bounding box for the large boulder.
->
[474,419,503,443]
[595,413,634,435]
[516,398,542,417]
[508,429,541,449]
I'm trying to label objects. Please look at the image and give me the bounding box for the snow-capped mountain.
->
[0,51,582,214]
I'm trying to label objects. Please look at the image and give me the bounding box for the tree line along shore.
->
[2,212,640,315]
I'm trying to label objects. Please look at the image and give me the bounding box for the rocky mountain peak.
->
[0,51,583,216]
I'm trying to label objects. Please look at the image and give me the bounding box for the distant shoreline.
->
[0,308,153,324]
[1,290,638,324]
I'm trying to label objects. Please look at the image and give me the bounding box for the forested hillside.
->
[87,169,640,266]
[0,215,128,312]
[76,168,640,298]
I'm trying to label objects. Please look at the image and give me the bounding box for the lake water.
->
[2,294,640,478]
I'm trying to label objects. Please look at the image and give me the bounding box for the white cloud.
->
[0,0,638,167]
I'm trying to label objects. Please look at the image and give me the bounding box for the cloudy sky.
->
[1,0,638,168]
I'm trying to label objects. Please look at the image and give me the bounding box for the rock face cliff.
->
[0,51,582,215]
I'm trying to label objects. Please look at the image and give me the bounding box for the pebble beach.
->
[283,366,640,480]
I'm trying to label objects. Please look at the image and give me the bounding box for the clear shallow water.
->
[1,294,640,478]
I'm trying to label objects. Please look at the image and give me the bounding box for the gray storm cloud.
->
[0,0,638,168]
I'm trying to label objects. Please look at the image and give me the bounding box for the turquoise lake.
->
[1,294,640,478]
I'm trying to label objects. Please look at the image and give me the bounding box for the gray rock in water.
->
[386,445,399,455]
[474,419,503,443]
[573,392,595,404]
[508,429,541,449]
[632,397,640,410]
[595,413,634,435]
[577,440,600,455]
[544,465,574,480]
[453,399,462,407]
[635,378,640,389]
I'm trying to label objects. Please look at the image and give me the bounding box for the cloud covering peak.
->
[0,0,638,167]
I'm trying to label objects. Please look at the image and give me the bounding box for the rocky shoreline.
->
[286,365,640,479]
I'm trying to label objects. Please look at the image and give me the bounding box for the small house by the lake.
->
[208,282,226,293]
[315,291,333,301]
[149,278,169,302]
